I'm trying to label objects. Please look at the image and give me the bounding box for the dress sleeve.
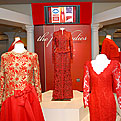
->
[0,55,5,105]
[112,61,121,109]
[33,54,42,102]
[110,44,119,61]
[83,62,90,108]
[52,33,55,64]
[69,32,73,60]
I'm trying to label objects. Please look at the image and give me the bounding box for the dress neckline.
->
[11,50,28,56]
[90,60,112,76]
[59,29,66,32]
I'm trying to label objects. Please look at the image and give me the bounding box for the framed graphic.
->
[44,5,80,24]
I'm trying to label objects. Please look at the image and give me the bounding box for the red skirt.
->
[0,85,45,121]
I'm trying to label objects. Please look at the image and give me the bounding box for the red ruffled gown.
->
[83,60,121,121]
[52,29,73,99]
[101,38,119,61]
[0,51,45,121]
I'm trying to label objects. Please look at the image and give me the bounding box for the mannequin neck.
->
[60,28,65,31]
[91,54,111,74]
[95,54,109,61]
[106,35,111,39]
[60,28,65,35]
[12,43,26,53]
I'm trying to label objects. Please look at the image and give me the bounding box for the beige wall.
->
[1,3,121,15]
[0,4,31,15]
[93,3,121,14]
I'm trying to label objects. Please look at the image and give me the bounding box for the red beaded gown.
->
[0,51,45,121]
[83,60,121,121]
[52,29,73,99]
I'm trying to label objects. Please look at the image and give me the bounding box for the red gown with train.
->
[52,29,73,99]
[0,51,45,121]
[83,60,121,121]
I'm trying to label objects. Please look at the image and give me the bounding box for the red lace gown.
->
[52,29,73,99]
[0,51,45,121]
[83,60,121,121]
[101,38,119,61]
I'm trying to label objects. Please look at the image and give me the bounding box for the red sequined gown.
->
[101,38,119,61]
[52,29,73,99]
[83,60,121,121]
[0,51,45,121]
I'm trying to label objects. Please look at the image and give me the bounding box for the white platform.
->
[41,90,89,121]
[41,91,121,121]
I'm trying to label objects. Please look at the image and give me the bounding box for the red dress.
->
[52,29,73,99]
[83,60,121,121]
[0,51,45,121]
[101,38,119,61]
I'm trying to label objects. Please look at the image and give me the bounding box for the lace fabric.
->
[52,30,73,99]
[83,60,121,121]
[0,51,42,104]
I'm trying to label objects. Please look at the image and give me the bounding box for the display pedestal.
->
[41,90,89,121]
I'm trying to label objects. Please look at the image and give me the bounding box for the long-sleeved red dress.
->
[0,51,45,121]
[83,60,121,121]
[52,29,73,99]
[101,38,119,61]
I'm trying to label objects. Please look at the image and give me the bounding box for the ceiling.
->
[0,24,25,33]
[0,0,121,4]
[100,22,121,31]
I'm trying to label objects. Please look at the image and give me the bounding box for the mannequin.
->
[91,54,111,74]
[60,27,65,35]
[105,34,120,52]
[106,35,111,39]
[12,37,27,53]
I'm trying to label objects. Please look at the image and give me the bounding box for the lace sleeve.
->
[69,32,73,60]
[83,63,90,108]
[112,61,121,109]
[33,54,42,102]
[0,55,5,104]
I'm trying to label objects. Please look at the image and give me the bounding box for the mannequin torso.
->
[12,43,27,53]
[106,35,111,39]
[91,54,111,74]
[12,37,27,53]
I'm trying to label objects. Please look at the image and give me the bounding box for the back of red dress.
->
[101,38,119,61]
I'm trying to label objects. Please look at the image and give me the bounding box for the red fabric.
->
[31,2,92,25]
[101,38,119,61]
[119,52,121,63]
[8,40,24,52]
[83,60,121,121]
[0,51,42,104]
[52,30,73,99]
[0,85,45,121]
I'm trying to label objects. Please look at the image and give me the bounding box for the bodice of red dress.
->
[0,51,42,104]
[83,60,121,121]
[52,29,73,63]
[101,38,119,61]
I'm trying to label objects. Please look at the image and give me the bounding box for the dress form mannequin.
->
[12,37,26,53]
[60,27,65,35]
[106,35,111,39]
[106,35,120,52]
[91,54,111,74]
